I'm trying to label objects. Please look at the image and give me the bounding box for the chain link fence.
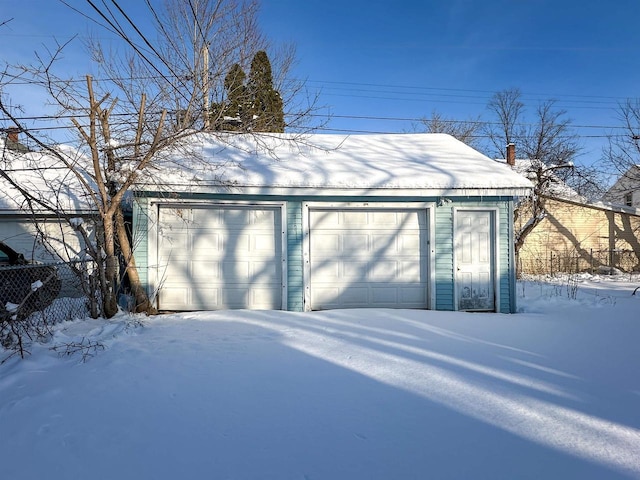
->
[1,260,98,356]
[519,249,640,275]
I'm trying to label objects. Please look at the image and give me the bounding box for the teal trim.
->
[286,201,304,311]
[508,200,517,313]
[498,203,511,313]
[132,197,149,290]
[434,204,454,310]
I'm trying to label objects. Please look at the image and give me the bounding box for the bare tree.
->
[601,99,640,205]
[605,99,640,173]
[486,89,581,262]
[415,110,483,149]
[0,71,171,318]
[485,88,526,157]
[0,0,321,323]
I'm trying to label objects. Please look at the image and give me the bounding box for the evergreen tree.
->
[223,63,247,128]
[246,51,285,132]
[212,52,285,132]
[210,63,246,130]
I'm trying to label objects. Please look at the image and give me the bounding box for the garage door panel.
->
[339,287,369,304]
[342,234,368,251]
[313,286,370,308]
[191,207,216,225]
[218,287,279,309]
[370,261,399,281]
[341,211,368,225]
[252,209,276,224]
[342,261,370,280]
[401,286,428,303]
[309,261,340,280]
[371,234,396,252]
[370,211,398,225]
[222,233,250,253]
[371,287,397,304]
[249,288,281,308]
[159,208,192,227]
[312,283,428,310]
[158,205,282,311]
[221,259,280,282]
[160,259,190,278]
[222,209,252,225]
[309,208,428,310]
[189,288,220,310]
[191,261,221,281]
[312,210,339,227]
[398,234,421,252]
[159,231,191,251]
[159,286,191,310]
[311,233,340,252]
[308,288,336,309]
[190,228,222,251]
[254,234,277,252]
[400,261,422,281]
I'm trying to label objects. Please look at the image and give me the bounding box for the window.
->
[624,192,633,207]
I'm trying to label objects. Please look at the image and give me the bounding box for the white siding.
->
[0,218,90,262]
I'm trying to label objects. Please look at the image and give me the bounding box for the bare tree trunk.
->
[102,214,119,318]
[115,205,157,314]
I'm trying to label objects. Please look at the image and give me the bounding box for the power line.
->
[307,79,632,102]
[3,65,635,112]
[312,114,629,131]
[0,109,631,131]
[82,0,193,106]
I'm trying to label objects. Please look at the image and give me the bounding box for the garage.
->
[0,217,89,263]
[135,133,532,313]
[306,205,431,310]
[156,203,285,311]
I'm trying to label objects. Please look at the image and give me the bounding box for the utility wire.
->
[3,67,634,108]
[307,79,631,101]
[188,0,208,45]
[82,0,193,106]
[2,109,632,133]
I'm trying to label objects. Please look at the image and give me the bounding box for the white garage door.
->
[157,204,283,310]
[309,208,428,310]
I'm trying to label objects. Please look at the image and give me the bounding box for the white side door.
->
[455,210,495,311]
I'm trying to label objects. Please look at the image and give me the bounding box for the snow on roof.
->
[0,140,97,214]
[497,157,581,200]
[0,133,533,215]
[142,133,533,195]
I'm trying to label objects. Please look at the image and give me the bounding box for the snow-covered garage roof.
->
[0,141,97,214]
[140,132,533,196]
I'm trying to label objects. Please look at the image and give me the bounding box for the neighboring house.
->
[0,135,97,263]
[515,196,640,273]
[602,165,640,208]
[499,146,640,274]
[132,133,532,313]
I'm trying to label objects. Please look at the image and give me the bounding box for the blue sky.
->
[259,0,640,164]
[2,1,640,165]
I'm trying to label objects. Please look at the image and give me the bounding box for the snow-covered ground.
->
[1,274,639,479]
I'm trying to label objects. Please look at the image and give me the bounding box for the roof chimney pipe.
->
[6,126,20,144]
[506,143,516,167]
